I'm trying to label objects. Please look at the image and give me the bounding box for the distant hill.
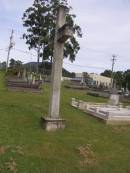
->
[24,62,75,78]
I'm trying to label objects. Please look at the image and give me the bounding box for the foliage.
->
[22,0,82,62]
[9,59,23,69]
[5,59,23,76]
[87,92,100,97]
[114,71,125,89]
[101,69,130,90]
[62,68,75,78]
[101,70,112,78]
[0,62,6,70]
[5,69,19,77]
[124,70,130,89]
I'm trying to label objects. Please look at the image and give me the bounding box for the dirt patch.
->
[5,157,17,173]
[0,145,24,173]
[0,146,6,154]
[77,145,97,167]
[112,126,129,133]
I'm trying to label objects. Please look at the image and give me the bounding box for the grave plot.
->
[6,75,42,93]
[71,98,130,125]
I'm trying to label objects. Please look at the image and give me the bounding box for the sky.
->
[0,0,130,74]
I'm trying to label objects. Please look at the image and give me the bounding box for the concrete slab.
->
[71,98,130,125]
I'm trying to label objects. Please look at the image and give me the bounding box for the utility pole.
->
[111,54,117,90]
[6,29,14,72]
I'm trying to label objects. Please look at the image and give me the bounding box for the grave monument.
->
[41,5,73,131]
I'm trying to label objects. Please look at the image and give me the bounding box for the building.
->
[75,72,111,88]
[89,73,111,88]
[75,73,83,80]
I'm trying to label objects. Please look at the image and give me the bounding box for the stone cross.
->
[42,6,73,131]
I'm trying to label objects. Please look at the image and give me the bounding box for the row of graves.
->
[71,94,130,125]
[6,69,43,93]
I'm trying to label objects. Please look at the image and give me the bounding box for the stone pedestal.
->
[41,117,66,131]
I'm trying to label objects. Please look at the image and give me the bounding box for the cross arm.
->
[57,24,73,43]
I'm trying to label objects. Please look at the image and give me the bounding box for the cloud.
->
[0,0,33,11]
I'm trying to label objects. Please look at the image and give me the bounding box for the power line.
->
[63,62,109,70]
[85,47,111,55]
[13,48,36,57]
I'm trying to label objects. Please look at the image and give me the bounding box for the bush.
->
[87,92,99,97]
[5,68,19,77]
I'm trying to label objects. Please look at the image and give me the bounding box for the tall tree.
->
[9,59,23,69]
[22,0,82,68]
[124,70,130,90]
[101,70,112,78]
[114,71,124,89]
[0,61,6,70]
[101,69,130,90]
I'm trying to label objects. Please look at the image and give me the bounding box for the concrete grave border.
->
[71,98,130,125]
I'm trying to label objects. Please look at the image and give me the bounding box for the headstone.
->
[17,72,21,78]
[71,98,78,108]
[22,68,27,81]
[39,74,42,81]
[28,73,33,84]
[41,6,73,131]
[30,73,33,81]
[32,76,36,85]
[108,94,119,106]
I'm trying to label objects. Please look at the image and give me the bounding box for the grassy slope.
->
[0,72,130,173]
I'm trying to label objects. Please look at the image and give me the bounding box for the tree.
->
[83,72,92,85]
[9,58,23,70]
[101,70,130,90]
[9,59,16,69]
[101,70,112,78]
[114,71,124,89]
[124,70,130,90]
[0,61,6,70]
[22,0,82,68]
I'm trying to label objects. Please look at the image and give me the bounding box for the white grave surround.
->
[71,98,130,125]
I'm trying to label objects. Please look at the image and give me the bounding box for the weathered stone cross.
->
[42,5,73,131]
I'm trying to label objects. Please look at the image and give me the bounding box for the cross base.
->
[41,117,66,131]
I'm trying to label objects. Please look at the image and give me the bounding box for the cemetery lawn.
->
[0,71,130,173]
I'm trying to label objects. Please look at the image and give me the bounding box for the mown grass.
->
[0,71,130,173]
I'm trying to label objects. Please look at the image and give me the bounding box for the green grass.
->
[0,72,130,173]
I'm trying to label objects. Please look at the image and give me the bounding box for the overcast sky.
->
[0,0,130,73]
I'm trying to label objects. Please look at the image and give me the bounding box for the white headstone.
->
[109,94,119,106]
